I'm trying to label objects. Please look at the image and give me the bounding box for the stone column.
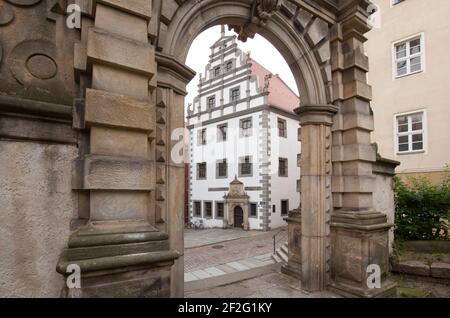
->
[57,1,179,298]
[328,9,396,297]
[295,105,338,292]
[154,52,196,297]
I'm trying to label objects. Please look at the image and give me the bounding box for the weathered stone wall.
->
[373,172,395,253]
[0,141,77,298]
[372,157,399,253]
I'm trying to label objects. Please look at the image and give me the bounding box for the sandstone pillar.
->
[56,1,179,297]
[295,105,338,292]
[328,12,396,298]
[154,53,196,297]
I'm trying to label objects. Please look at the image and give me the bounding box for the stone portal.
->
[224,177,250,230]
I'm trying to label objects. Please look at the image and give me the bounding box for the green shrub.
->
[394,167,450,241]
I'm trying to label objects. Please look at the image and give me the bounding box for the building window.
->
[272,204,276,214]
[240,118,252,137]
[214,66,221,77]
[396,111,425,154]
[278,118,287,138]
[198,128,207,146]
[217,123,228,142]
[226,61,233,72]
[281,200,289,216]
[216,202,224,219]
[204,201,212,218]
[197,162,207,179]
[239,156,253,177]
[194,201,202,217]
[250,203,257,218]
[207,96,216,109]
[279,158,288,177]
[216,159,228,178]
[230,87,240,102]
[394,35,423,78]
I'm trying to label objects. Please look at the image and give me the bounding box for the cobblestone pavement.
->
[185,271,341,298]
[184,227,287,272]
[185,228,268,249]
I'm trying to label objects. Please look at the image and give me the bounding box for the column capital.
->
[295,104,339,126]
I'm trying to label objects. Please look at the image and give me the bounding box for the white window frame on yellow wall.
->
[394,109,427,155]
[392,33,425,79]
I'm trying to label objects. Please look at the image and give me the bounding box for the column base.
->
[56,221,179,298]
[330,210,395,298]
[328,279,397,298]
[281,263,302,280]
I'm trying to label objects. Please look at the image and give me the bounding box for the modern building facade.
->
[366,0,450,183]
[187,29,301,231]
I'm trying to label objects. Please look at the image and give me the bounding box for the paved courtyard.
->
[185,228,273,248]
[185,270,340,298]
[184,227,287,272]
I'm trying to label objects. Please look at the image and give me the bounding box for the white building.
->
[187,29,301,231]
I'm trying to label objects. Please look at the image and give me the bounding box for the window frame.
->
[216,159,228,179]
[217,123,228,142]
[278,118,287,138]
[193,201,202,217]
[239,155,253,177]
[215,201,225,219]
[281,199,289,216]
[392,33,425,79]
[225,60,233,73]
[214,66,221,78]
[239,117,253,138]
[278,157,288,177]
[197,128,207,146]
[207,95,216,109]
[197,162,207,180]
[394,109,427,155]
[204,201,213,219]
[249,203,258,218]
[230,87,241,102]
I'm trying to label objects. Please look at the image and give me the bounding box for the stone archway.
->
[38,0,397,298]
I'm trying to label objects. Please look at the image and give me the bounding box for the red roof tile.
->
[250,59,300,113]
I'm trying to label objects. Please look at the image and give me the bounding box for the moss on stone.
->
[398,287,430,298]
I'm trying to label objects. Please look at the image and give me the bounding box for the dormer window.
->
[226,61,233,72]
[214,67,221,77]
[207,96,216,109]
[230,87,240,102]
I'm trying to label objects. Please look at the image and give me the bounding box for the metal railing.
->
[272,228,287,255]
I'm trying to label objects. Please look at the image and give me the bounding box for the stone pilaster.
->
[154,52,196,297]
[328,2,396,298]
[295,105,338,292]
[57,0,179,298]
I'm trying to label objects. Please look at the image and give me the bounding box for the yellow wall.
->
[366,0,450,175]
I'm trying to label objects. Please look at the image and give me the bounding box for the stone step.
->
[276,249,288,263]
[272,242,288,264]
[272,253,283,263]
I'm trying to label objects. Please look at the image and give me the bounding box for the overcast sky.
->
[185,26,299,112]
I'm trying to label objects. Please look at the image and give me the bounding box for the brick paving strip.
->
[184,228,287,273]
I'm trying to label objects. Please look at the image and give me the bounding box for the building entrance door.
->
[234,206,244,229]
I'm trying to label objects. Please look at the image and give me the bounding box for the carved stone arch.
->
[161,0,328,106]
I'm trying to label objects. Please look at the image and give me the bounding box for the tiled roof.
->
[250,58,300,113]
